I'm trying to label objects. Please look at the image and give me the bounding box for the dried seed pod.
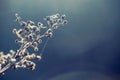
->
[61,14,66,20]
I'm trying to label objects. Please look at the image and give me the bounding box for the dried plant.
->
[0,13,67,74]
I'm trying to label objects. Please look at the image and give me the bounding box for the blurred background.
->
[0,0,120,80]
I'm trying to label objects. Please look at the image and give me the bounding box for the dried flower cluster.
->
[0,13,67,74]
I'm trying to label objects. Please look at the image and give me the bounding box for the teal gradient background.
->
[0,0,120,80]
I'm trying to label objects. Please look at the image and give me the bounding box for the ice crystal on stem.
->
[0,13,67,74]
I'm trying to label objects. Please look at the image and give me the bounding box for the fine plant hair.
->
[0,13,67,74]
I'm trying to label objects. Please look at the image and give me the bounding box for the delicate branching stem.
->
[0,13,67,74]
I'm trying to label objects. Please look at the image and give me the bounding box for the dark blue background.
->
[0,0,120,80]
